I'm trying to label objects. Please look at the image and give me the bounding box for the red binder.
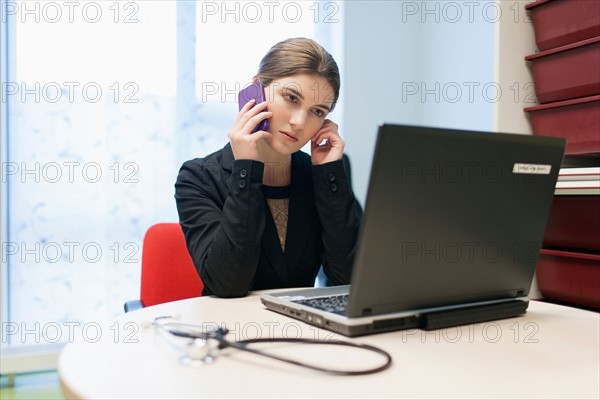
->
[525,95,600,155]
[536,249,600,310]
[525,0,600,51]
[544,195,600,252]
[525,37,600,104]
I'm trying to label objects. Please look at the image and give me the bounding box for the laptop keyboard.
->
[293,295,349,315]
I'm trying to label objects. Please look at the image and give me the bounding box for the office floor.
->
[0,371,63,400]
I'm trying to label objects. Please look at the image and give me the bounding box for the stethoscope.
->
[143,315,392,375]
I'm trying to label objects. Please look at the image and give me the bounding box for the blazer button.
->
[240,169,248,178]
[329,183,338,192]
[327,173,336,182]
[239,180,246,189]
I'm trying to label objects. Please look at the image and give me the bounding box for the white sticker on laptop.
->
[512,163,552,175]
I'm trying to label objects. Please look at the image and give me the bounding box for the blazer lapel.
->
[284,152,316,276]
[220,144,235,193]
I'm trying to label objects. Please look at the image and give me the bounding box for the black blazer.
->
[175,143,363,297]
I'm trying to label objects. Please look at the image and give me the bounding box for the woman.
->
[175,37,363,297]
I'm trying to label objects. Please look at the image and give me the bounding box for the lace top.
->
[263,185,291,252]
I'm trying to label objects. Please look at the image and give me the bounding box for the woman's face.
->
[263,74,335,155]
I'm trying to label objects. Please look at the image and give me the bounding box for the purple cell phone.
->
[238,82,269,133]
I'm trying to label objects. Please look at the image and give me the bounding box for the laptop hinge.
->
[419,300,529,331]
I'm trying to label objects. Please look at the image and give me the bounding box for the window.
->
[1,0,343,370]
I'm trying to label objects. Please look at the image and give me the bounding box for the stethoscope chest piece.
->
[180,338,219,366]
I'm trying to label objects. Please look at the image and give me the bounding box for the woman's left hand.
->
[311,119,345,165]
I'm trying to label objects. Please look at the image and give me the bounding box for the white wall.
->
[494,0,537,134]
[343,0,496,204]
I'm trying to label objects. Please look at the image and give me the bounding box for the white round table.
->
[59,292,600,399]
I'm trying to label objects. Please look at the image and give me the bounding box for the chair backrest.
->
[140,223,203,307]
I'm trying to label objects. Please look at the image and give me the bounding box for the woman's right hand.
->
[228,100,272,161]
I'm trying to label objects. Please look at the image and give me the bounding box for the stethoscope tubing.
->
[149,317,393,375]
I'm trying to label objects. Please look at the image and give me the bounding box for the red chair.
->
[124,223,203,312]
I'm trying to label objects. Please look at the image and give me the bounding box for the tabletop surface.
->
[58,292,600,399]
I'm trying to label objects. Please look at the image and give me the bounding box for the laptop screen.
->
[346,124,565,318]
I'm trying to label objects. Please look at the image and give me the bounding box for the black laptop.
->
[260,124,566,337]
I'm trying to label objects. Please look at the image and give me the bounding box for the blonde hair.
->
[253,37,340,110]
